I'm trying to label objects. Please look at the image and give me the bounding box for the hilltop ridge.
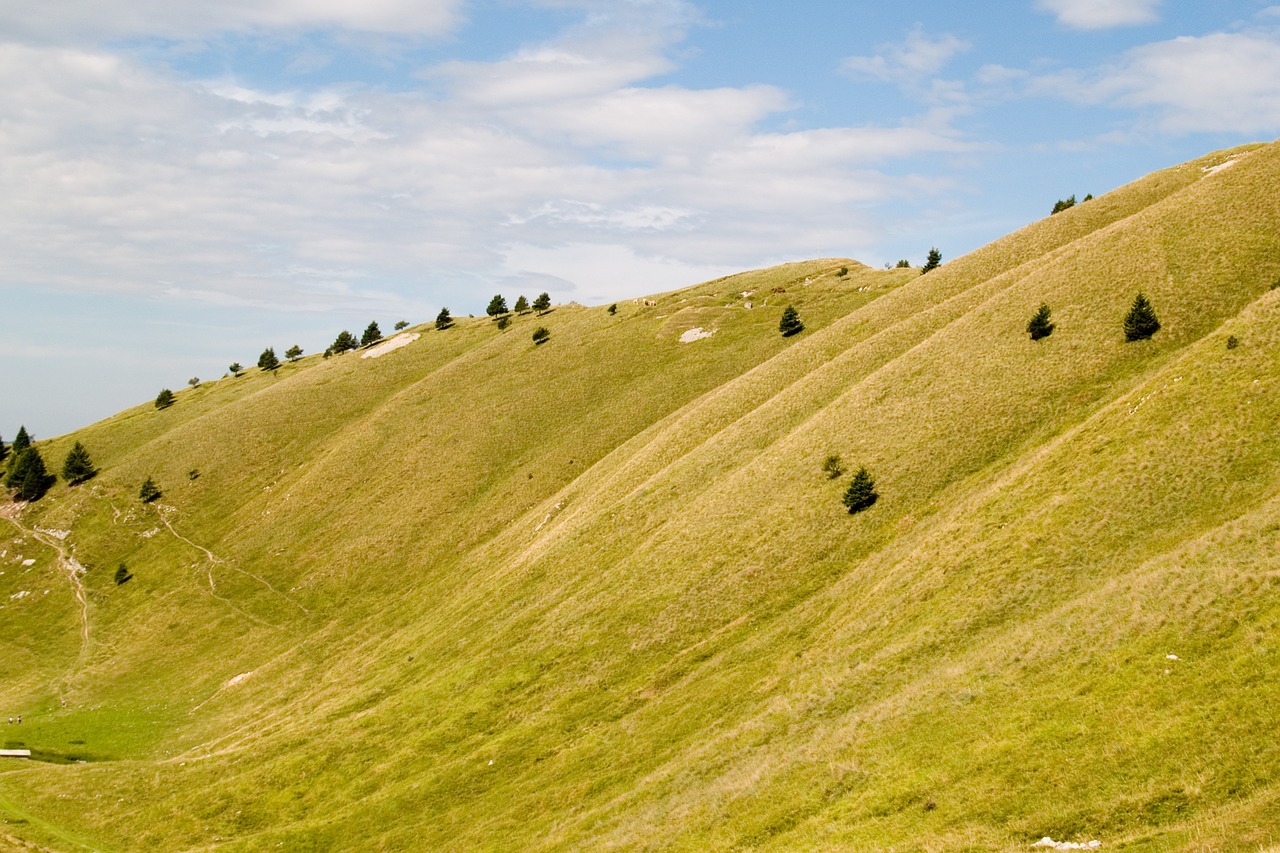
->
[2,142,1280,851]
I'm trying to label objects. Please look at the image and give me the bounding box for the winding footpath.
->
[1,501,89,647]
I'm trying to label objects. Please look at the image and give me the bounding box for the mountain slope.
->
[2,142,1280,851]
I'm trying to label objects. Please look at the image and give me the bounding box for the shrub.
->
[114,563,132,585]
[155,389,175,409]
[779,305,804,337]
[608,304,617,315]
[435,308,454,330]
[837,266,849,277]
[394,320,409,331]
[896,259,912,268]
[229,362,243,376]
[61,442,97,485]
[487,295,508,316]
[532,292,551,312]
[0,433,6,466]
[188,377,200,388]
[139,477,161,503]
[532,326,551,345]
[1123,292,1161,341]
[496,315,511,330]
[843,467,879,514]
[361,322,382,347]
[1051,195,1076,215]
[921,248,942,273]
[1226,335,1239,350]
[285,345,303,362]
[1027,303,1055,341]
[822,454,844,480]
[258,347,280,371]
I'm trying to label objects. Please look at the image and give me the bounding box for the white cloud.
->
[1037,0,1161,30]
[843,28,971,84]
[0,0,463,42]
[1038,31,1280,133]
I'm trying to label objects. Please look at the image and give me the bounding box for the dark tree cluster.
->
[328,330,359,355]
[4,426,54,502]
[1024,293,1162,343]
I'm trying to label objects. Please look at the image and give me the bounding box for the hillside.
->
[3,141,1280,851]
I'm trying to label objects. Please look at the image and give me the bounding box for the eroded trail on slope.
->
[2,502,90,647]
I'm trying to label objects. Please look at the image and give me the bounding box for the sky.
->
[3,0,1280,438]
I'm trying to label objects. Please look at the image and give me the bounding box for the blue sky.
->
[3,0,1280,437]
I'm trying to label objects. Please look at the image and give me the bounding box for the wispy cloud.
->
[1037,0,1162,30]
[842,28,971,85]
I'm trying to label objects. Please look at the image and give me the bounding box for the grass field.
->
[2,142,1280,850]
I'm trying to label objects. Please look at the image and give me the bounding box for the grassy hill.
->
[3,141,1280,851]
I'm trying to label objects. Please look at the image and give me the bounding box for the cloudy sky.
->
[4,0,1280,437]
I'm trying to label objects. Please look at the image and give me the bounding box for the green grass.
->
[3,144,1280,850]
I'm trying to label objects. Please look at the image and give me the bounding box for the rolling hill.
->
[3,140,1280,851]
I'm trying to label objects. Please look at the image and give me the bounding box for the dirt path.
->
[2,503,90,646]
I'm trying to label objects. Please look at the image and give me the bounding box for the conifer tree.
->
[922,247,942,273]
[435,308,453,330]
[843,466,878,514]
[394,320,409,330]
[62,441,97,485]
[155,389,175,409]
[532,292,551,312]
[361,322,382,347]
[779,304,804,337]
[1027,303,1055,340]
[7,448,51,501]
[11,426,30,457]
[258,347,280,371]
[608,304,617,315]
[285,345,303,362]
[0,433,6,465]
[331,331,359,353]
[532,326,551,345]
[229,362,243,376]
[1123,292,1161,341]
[115,563,132,585]
[514,295,530,313]
[487,295,508,316]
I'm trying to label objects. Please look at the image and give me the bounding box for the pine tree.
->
[843,467,878,514]
[139,477,161,503]
[7,448,51,501]
[62,441,97,485]
[285,345,303,362]
[608,304,617,315]
[114,563,132,585]
[779,304,804,337]
[1027,303,1055,340]
[361,322,382,347]
[394,320,409,330]
[435,308,453,330]
[155,389,175,409]
[514,295,530,313]
[331,331,359,353]
[1051,195,1076,215]
[532,326,551,345]
[258,347,280,371]
[486,295,508,316]
[922,247,942,273]
[11,426,31,457]
[532,292,551,312]
[1123,292,1161,341]
[229,362,243,376]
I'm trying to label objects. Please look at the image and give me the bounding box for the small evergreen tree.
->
[1027,303,1055,341]
[285,345,303,362]
[532,326,551,345]
[155,389,175,409]
[258,347,280,371]
[514,295,530,313]
[822,454,844,480]
[11,426,31,456]
[532,292,551,312]
[331,331,359,353]
[486,295,508,316]
[843,467,878,514]
[837,266,849,277]
[922,247,942,273]
[114,563,132,585]
[1051,195,1076,215]
[7,448,52,502]
[394,320,409,331]
[62,442,97,485]
[229,362,243,376]
[1123,292,1161,341]
[435,307,453,330]
[496,315,511,330]
[139,477,161,503]
[188,377,200,388]
[0,433,6,465]
[1082,193,1094,202]
[361,322,382,347]
[779,304,804,337]
[896,259,911,268]
[608,303,618,315]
